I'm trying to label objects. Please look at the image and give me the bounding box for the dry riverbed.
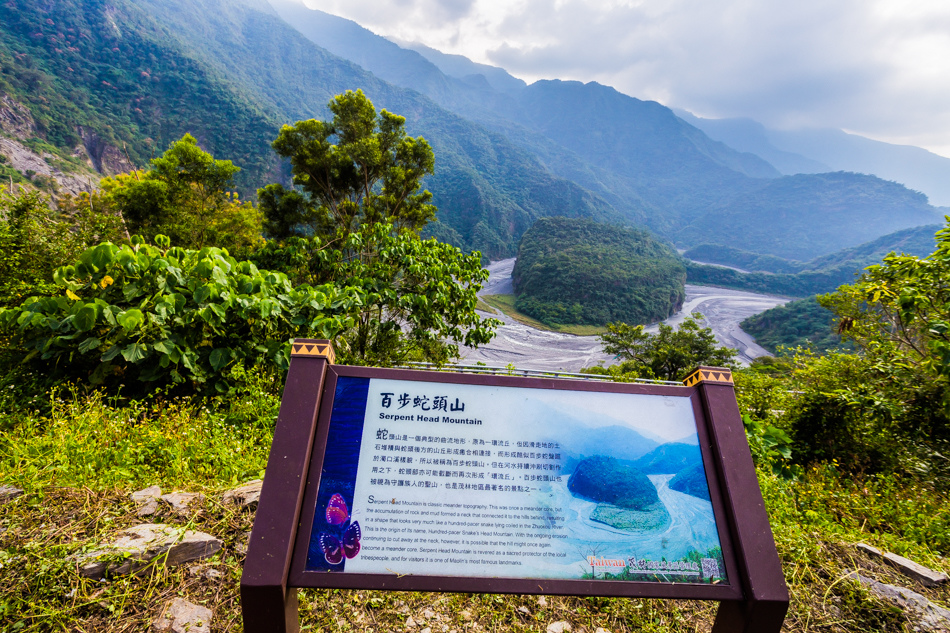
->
[461,258,787,372]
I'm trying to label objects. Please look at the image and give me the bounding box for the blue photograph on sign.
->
[554,422,723,582]
[307,376,728,585]
[306,376,369,571]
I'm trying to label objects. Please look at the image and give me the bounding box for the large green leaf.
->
[209,347,231,371]
[78,337,101,353]
[86,243,119,272]
[117,309,144,331]
[122,283,143,302]
[121,343,148,363]
[74,304,98,332]
[194,284,213,303]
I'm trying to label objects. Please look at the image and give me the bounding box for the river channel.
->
[460,258,788,372]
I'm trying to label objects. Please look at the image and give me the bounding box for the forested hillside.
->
[268,2,944,259]
[2,0,942,261]
[0,0,620,258]
[686,224,941,274]
[678,172,939,260]
[740,296,848,354]
[683,110,950,207]
[685,224,942,297]
[512,217,685,326]
[0,0,282,191]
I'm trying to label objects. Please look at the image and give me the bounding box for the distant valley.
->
[266,1,945,259]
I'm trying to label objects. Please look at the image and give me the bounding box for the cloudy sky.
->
[299,0,950,158]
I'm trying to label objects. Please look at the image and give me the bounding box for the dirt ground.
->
[461,258,788,372]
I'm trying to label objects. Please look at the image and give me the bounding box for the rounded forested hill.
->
[669,462,711,501]
[512,217,686,326]
[740,296,852,354]
[568,456,659,511]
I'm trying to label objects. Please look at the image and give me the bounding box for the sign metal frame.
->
[241,340,788,632]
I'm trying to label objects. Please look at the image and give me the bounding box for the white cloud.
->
[300,0,950,157]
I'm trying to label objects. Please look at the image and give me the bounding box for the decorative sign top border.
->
[291,339,335,364]
[683,367,733,387]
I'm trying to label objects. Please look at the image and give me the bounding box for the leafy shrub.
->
[0,236,362,393]
[253,223,498,366]
[0,187,126,308]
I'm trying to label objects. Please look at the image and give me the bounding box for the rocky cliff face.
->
[0,93,130,195]
[0,94,36,138]
[77,126,134,176]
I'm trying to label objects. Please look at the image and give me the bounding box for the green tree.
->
[253,223,497,366]
[594,313,737,381]
[820,221,950,380]
[0,187,126,308]
[259,90,436,239]
[800,220,950,475]
[102,134,262,252]
[256,92,497,365]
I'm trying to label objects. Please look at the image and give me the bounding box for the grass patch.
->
[0,384,280,493]
[475,297,497,314]
[482,294,607,335]
[759,467,950,631]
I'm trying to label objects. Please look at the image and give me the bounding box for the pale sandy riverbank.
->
[460,258,787,372]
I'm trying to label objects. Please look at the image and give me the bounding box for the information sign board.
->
[241,340,788,633]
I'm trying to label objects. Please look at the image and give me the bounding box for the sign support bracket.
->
[241,339,335,633]
[685,367,789,632]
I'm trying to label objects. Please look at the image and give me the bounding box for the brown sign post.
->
[241,340,788,632]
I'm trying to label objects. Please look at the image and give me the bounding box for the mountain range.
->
[0,0,945,264]
[675,110,950,208]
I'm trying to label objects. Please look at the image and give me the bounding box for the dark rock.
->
[222,480,262,509]
[855,543,948,587]
[79,523,222,579]
[883,552,949,587]
[847,571,950,631]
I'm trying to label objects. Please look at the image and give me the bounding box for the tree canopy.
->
[255,91,497,365]
[101,134,263,253]
[591,314,737,381]
[513,217,685,327]
[260,90,436,240]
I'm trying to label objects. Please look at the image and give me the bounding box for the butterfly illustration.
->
[320,493,361,565]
